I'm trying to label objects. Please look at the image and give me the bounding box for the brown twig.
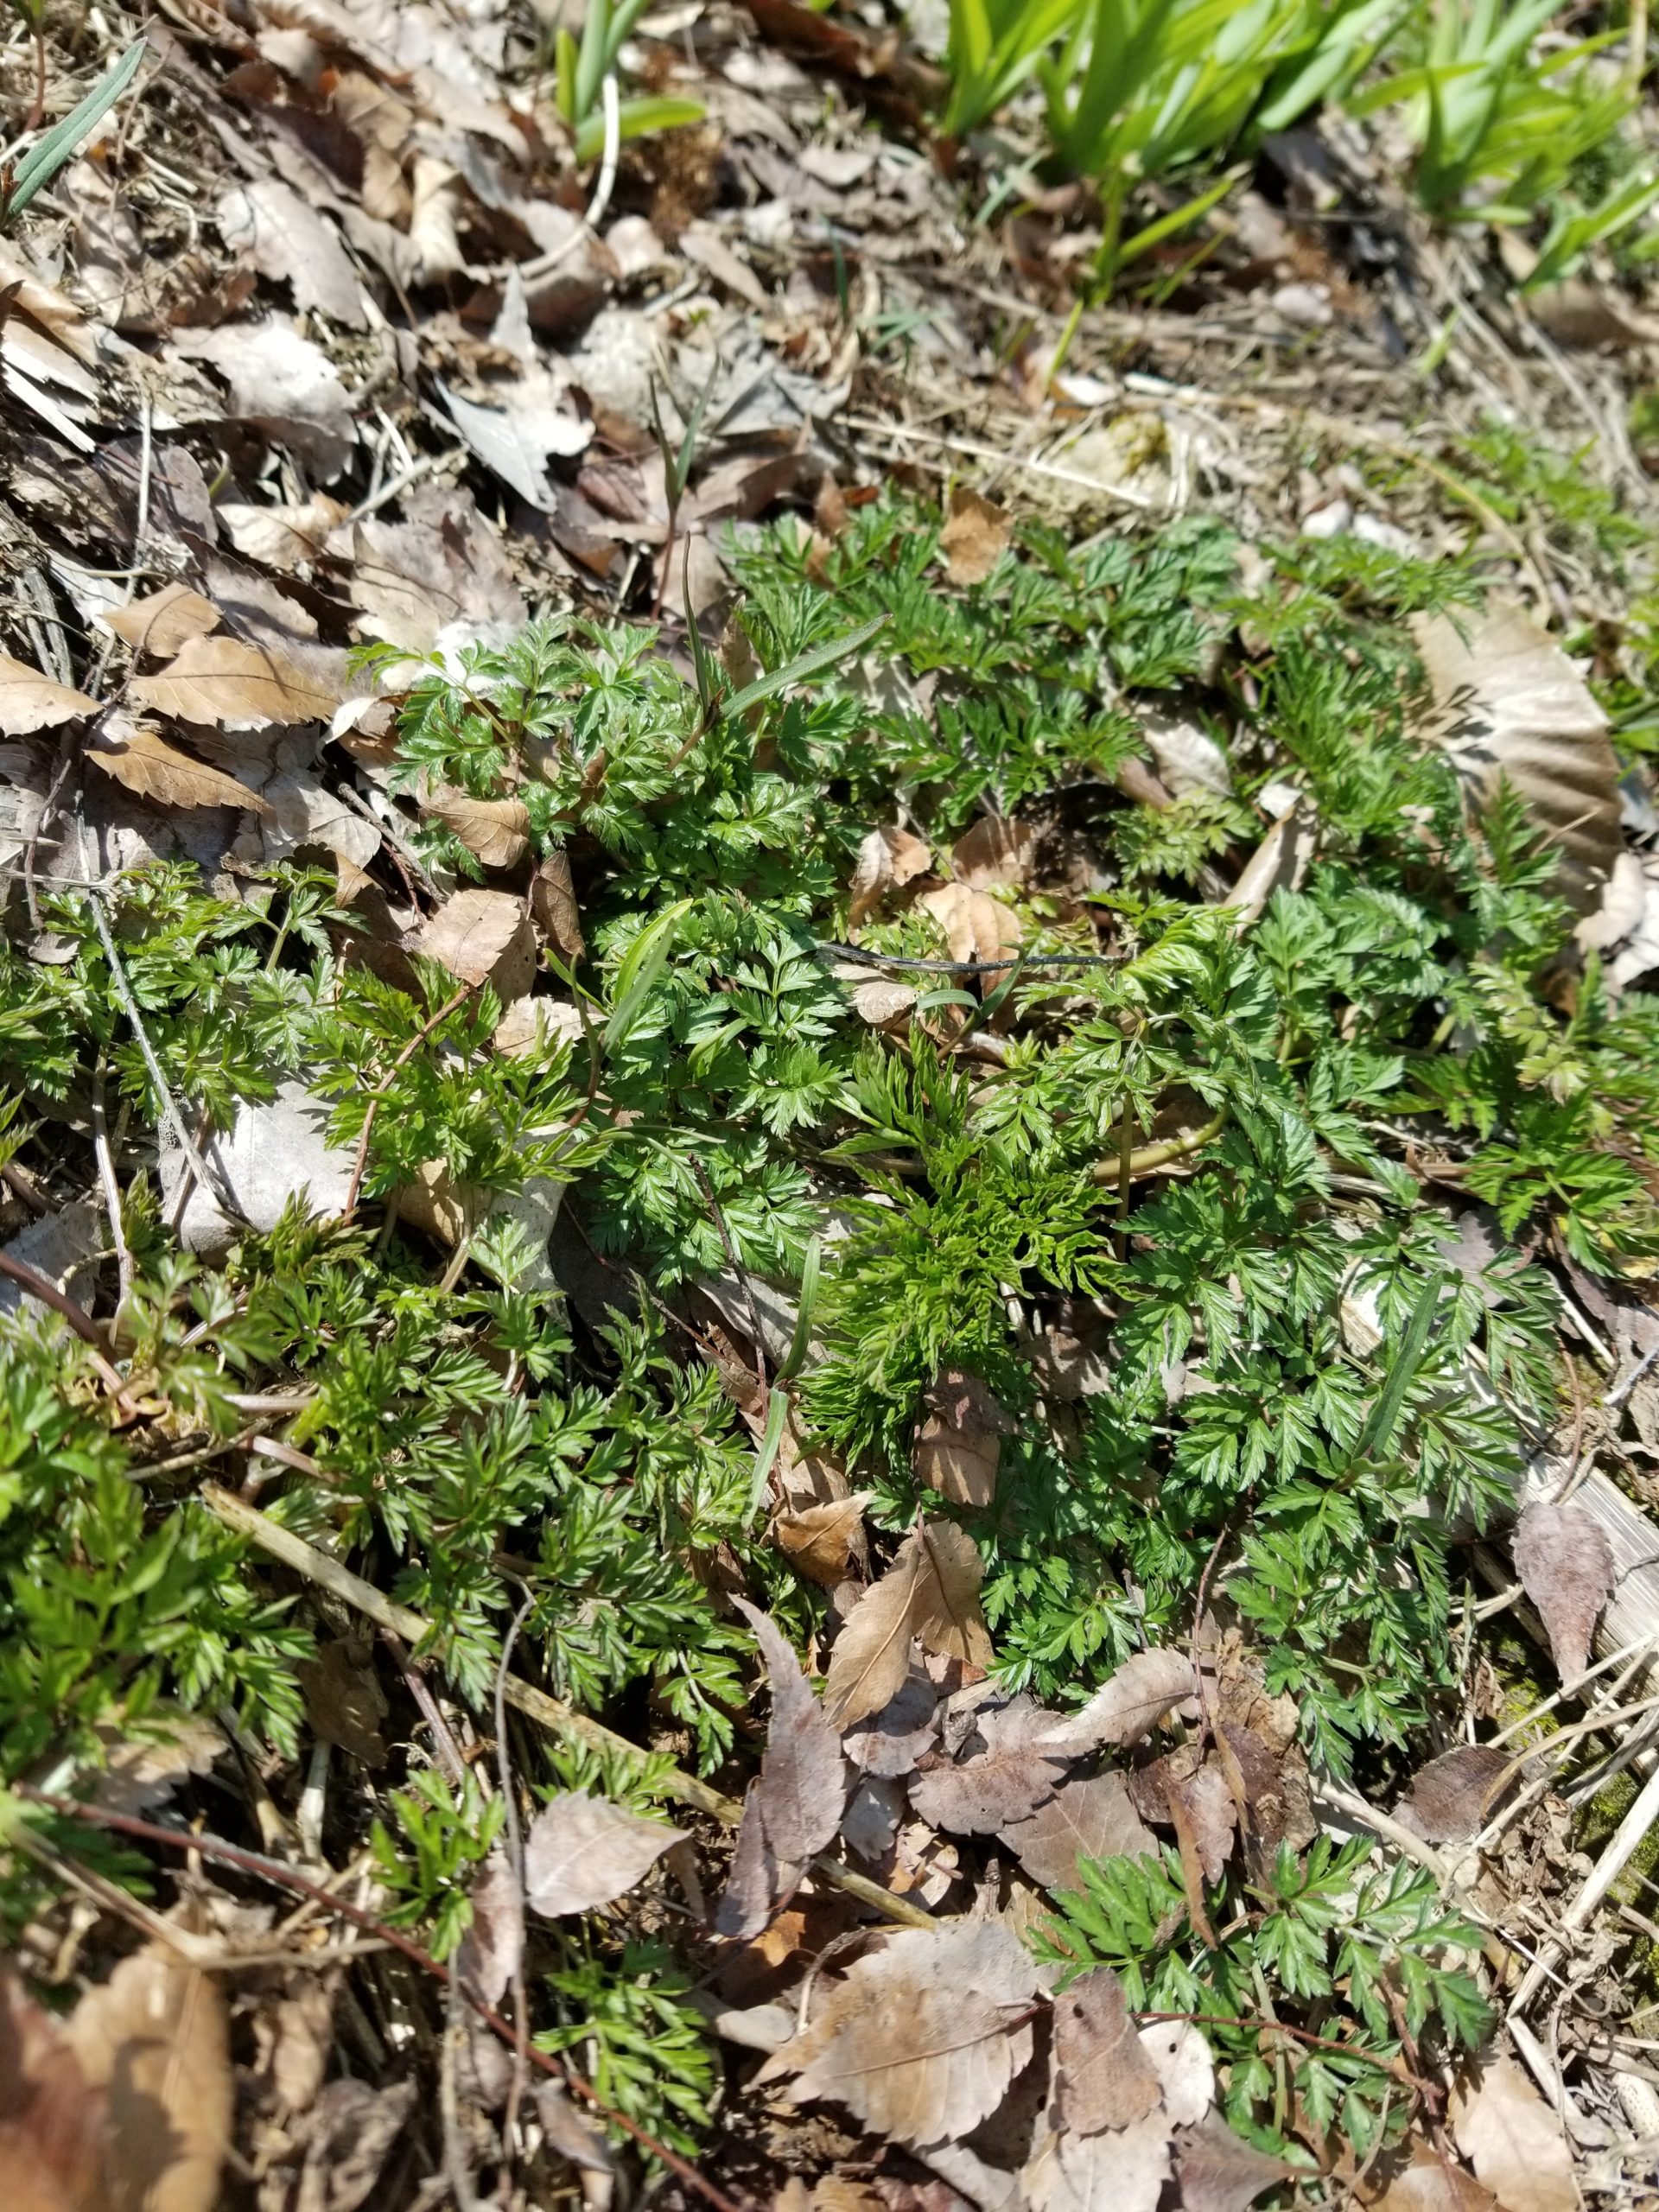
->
[15,1786,752,2212]
[340,981,480,1220]
[0,1249,137,1411]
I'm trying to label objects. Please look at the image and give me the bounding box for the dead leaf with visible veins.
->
[531,849,585,959]
[1139,2016,1214,2126]
[416,887,537,1000]
[910,1519,994,1669]
[0,653,98,736]
[998,1769,1157,1889]
[757,1917,1042,2147]
[919,881,1022,971]
[1396,1745,1515,1843]
[952,814,1034,889]
[67,1944,233,2212]
[1511,1498,1615,1681]
[913,1367,1015,1510]
[715,1599,848,1938]
[822,1521,990,1729]
[216,495,348,574]
[908,1696,1067,1834]
[1450,2056,1575,2212]
[130,635,340,728]
[1052,1967,1161,2133]
[102,584,221,659]
[1174,2111,1297,2212]
[848,824,932,926]
[1023,2110,1173,2212]
[86,718,274,817]
[775,1492,871,1586]
[217,178,365,329]
[426,785,532,872]
[1039,1649,1200,1754]
[850,979,917,1027]
[939,486,1012,588]
[172,316,356,479]
[1167,1762,1237,1885]
[523,1792,688,1917]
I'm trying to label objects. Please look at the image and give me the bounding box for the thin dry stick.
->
[340,981,480,1220]
[200,1483,935,1930]
[89,1052,133,1323]
[16,1787,752,2212]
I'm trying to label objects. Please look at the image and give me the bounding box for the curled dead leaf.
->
[939,486,1012,588]
[130,635,340,729]
[774,1491,871,1586]
[1511,1497,1615,1681]
[1039,1648,1200,1754]
[523,1792,687,1917]
[1396,1744,1515,1844]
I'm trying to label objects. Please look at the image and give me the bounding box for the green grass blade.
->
[604,897,692,1052]
[717,613,888,724]
[6,40,146,222]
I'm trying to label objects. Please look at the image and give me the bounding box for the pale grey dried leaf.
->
[998,1770,1156,1890]
[1396,1745,1514,1843]
[172,316,356,478]
[1169,1761,1237,1885]
[217,179,366,328]
[438,372,590,510]
[1052,1967,1161,2134]
[1224,797,1315,930]
[842,1672,939,1777]
[1138,702,1231,796]
[841,1774,906,1862]
[457,1849,524,2011]
[1174,2110,1298,2212]
[1039,1649,1199,1754]
[1450,2056,1575,2212]
[908,1697,1067,1834]
[523,1792,686,1917]
[1139,2017,1214,2127]
[731,1598,846,1870]
[759,1917,1041,2148]
[913,1366,1014,1510]
[714,1779,777,1942]
[1512,1498,1616,1681]
[1022,2110,1173,2212]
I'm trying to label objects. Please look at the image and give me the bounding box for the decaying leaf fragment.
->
[1052,1966,1161,2133]
[0,1970,106,2212]
[939,486,1012,587]
[1396,1744,1514,1843]
[774,1492,871,1586]
[908,1696,1067,1834]
[66,1943,233,2212]
[847,824,931,927]
[1039,1648,1199,1754]
[1023,2109,1173,2212]
[998,1768,1156,1889]
[913,1367,1014,1509]
[0,652,99,736]
[822,1519,991,1730]
[416,887,537,1001]
[757,1917,1043,2147]
[1450,2055,1575,2212]
[1174,2109,1297,2212]
[523,1791,687,1918]
[1510,1497,1615,1681]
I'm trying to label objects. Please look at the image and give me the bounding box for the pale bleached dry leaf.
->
[1511,1498,1615,1681]
[822,1542,923,1731]
[0,1968,106,2212]
[939,486,1012,588]
[86,721,274,818]
[216,495,347,574]
[842,1673,939,1777]
[715,1599,847,1938]
[919,881,1022,969]
[416,887,537,1000]
[952,814,1033,890]
[457,1849,524,2011]
[910,1519,994,1669]
[439,372,591,510]
[172,317,356,479]
[217,179,365,328]
[1450,2056,1575,2212]
[1139,2016,1214,2127]
[1224,797,1314,930]
[425,785,531,871]
[848,823,931,927]
[850,979,917,1027]
[1396,1745,1514,1844]
[1174,2110,1297,2212]
[842,1774,906,1862]
[998,1770,1157,1890]
[1052,1966,1161,2133]
[759,1918,1041,2148]
[775,1492,872,1587]
[1415,603,1621,908]
[1039,1649,1199,1754]
[350,489,527,652]
[1138,703,1231,797]
[913,1367,1014,1510]
[102,584,220,658]
[67,1944,232,2212]
[1372,2149,1500,2212]
[1168,1762,1237,1885]
[523,1792,688,1917]
[534,2081,618,2179]
[908,1697,1067,1834]
[0,652,98,736]
[407,154,467,282]
[681,220,769,309]
[1022,2110,1172,2212]
[130,635,340,729]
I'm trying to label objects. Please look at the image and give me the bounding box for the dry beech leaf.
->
[1450,2056,1575,2212]
[523,1791,687,1917]
[757,1918,1042,2147]
[531,849,585,958]
[1225,797,1315,930]
[848,824,932,926]
[1139,2016,1214,2127]
[67,1945,232,2212]
[295,1637,389,1766]
[1511,1498,1615,1681]
[1023,2108,1172,2212]
[86,721,274,818]
[952,814,1033,890]
[850,979,917,1027]
[1174,2110,1297,2212]
[426,785,532,872]
[715,1599,847,1939]
[911,1519,994,1669]
[458,1850,524,2012]
[822,1521,990,1730]
[130,635,339,728]
[1414,602,1621,908]
[998,1769,1156,1890]
[842,1673,939,1777]
[1397,1745,1514,1844]
[908,1696,1067,1834]
[1373,2148,1500,2212]
[1168,1762,1237,1885]
[216,495,347,574]
[0,652,98,736]
[1137,702,1231,797]
[416,888,537,1001]
[0,1968,107,2212]
[939,486,1012,588]
[919,881,1022,969]
[1052,1966,1161,2133]
[102,584,220,659]
[913,1367,1015,1510]
[1039,1649,1199,1754]
[774,1492,871,1587]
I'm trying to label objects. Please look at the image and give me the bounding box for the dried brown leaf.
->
[951,815,1033,890]
[1174,2110,1297,2212]
[759,1918,1041,2147]
[1052,1966,1161,2133]
[918,881,1022,969]
[848,824,932,927]
[1039,1649,1199,1754]
[217,178,365,329]
[523,1792,687,1917]
[1225,797,1315,930]
[1022,2110,1171,2212]
[998,1770,1156,1890]
[457,1850,524,2012]
[86,721,274,817]
[130,635,340,728]
[1511,1498,1616,1681]
[102,585,221,659]
[0,653,98,736]
[1450,2056,1575,2212]
[531,849,585,958]
[67,1946,232,2212]
[850,979,917,1027]
[939,486,1012,588]
[88,1708,220,1818]
[913,1367,1014,1510]
[1168,1761,1237,1885]
[910,1520,993,1669]
[842,1673,939,1778]
[216,495,347,573]
[822,1544,923,1732]
[0,1970,106,2212]
[908,1698,1067,1834]
[775,1492,872,1587]
[426,786,532,872]
[1372,2148,1500,2212]
[1397,1745,1514,1844]
[715,1599,847,1936]
[295,1637,388,1765]
[416,887,537,1000]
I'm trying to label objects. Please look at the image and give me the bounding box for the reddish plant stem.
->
[0,1250,138,1415]
[17,1786,753,2212]
[1132,2010,1432,2095]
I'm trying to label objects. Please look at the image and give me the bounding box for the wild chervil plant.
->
[1,493,1653,2153]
